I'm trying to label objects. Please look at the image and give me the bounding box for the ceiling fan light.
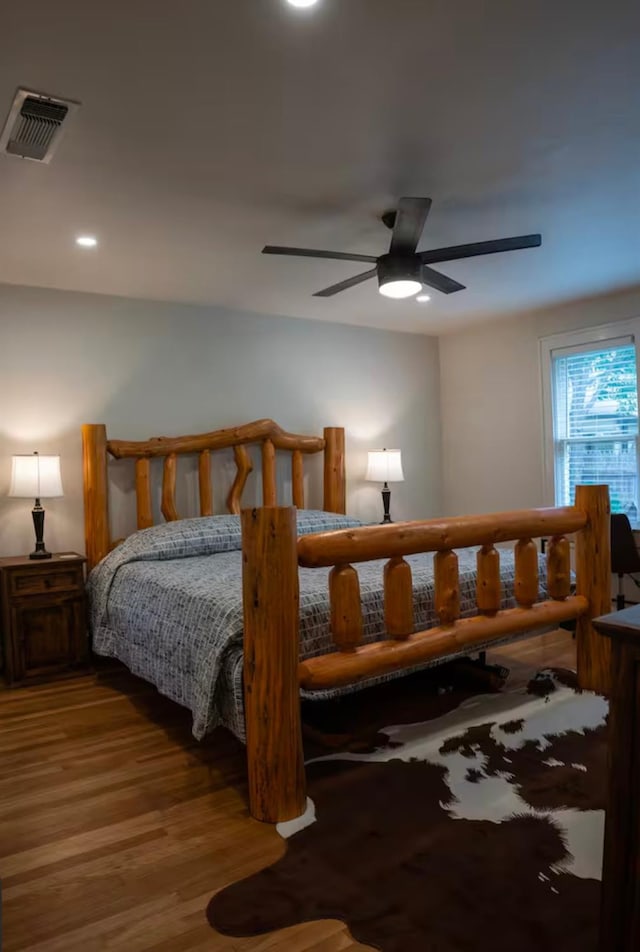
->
[377,254,421,300]
[379,279,422,299]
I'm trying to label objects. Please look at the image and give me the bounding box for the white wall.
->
[439,285,640,516]
[0,283,442,557]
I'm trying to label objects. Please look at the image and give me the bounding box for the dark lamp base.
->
[30,504,52,560]
[381,484,394,524]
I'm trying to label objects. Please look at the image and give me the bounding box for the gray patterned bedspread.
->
[88,511,547,742]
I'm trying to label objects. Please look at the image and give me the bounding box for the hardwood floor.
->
[0,630,576,951]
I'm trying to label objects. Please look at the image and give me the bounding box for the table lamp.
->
[366,448,404,523]
[9,452,64,559]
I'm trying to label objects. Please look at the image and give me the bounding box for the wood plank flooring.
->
[0,630,575,951]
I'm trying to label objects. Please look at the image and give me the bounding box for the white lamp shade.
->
[9,455,63,499]
[366,449,404,483]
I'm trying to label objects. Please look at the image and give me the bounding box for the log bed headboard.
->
[82,419,346,571]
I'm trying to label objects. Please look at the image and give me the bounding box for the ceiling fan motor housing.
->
[377,253,421,290]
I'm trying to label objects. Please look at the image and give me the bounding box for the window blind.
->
[551,339,639,517]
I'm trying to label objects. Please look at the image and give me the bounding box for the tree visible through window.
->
[551,340,639,520]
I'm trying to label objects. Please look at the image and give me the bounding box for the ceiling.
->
[0,0,639,334]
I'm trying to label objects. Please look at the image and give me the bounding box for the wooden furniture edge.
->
[592,608,640,951]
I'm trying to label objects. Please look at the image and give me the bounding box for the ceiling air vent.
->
[0,88,80,163]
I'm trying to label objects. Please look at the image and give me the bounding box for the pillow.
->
[295,510,362,536]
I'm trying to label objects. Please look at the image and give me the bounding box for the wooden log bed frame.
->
[82,419,612,824]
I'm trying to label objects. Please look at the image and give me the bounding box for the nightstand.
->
[0,553,89,685]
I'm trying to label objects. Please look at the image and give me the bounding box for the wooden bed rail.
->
[82,420,346,571]
[107,419,327,458]
[298,597,589,689]
[297,507,588,567]
[242,485,611,823]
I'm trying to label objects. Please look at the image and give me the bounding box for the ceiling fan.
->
[262,197,542,299]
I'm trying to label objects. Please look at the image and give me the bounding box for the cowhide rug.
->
[208,670,607,951]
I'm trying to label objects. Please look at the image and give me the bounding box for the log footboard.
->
[242,485,611,823]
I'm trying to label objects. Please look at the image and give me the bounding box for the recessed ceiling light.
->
[76,235,98,248]
[286,0,319,7]
[416,294,431,303]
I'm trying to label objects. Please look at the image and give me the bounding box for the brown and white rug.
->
[208,670,607,951]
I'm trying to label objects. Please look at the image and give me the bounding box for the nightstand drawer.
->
[8,567,83,597]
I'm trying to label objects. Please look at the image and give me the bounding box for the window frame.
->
[540,318,640,519]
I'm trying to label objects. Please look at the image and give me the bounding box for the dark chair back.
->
[611,514,640,576]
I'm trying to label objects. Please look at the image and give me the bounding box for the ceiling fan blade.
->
[421,266,466,294]
[419,234,542,266]
[389,197,433,255]
[313,268,378,298]
[262,245,377,264]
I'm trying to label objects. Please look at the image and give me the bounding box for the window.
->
[546,335,639,520]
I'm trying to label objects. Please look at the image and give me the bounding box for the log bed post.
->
[241,506,306,823]
[82,424,111,572]
[575,484,611,695]
[323,427,346,514]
